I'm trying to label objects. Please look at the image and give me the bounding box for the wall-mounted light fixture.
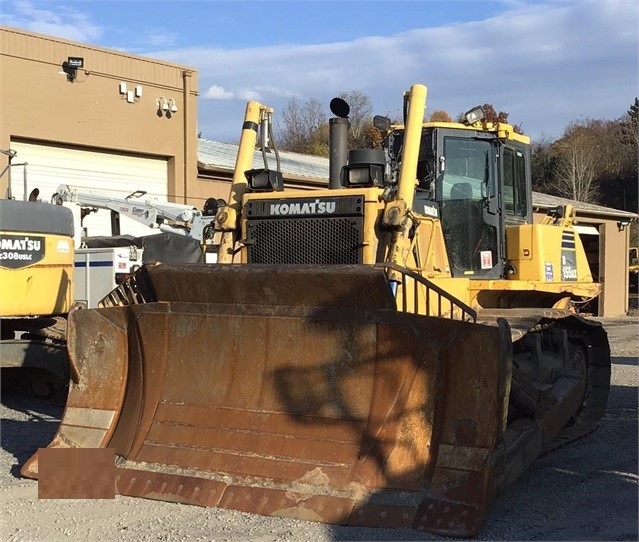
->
[157,96,169,112]
[61,56,84,82]
[617,219,632,232]
[119,82,142,104]
[156,96,178,117]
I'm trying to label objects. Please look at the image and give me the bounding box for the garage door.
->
[9,141,168,243]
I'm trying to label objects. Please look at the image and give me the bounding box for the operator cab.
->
[386,107,532,279]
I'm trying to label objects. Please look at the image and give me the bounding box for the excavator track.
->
[1,316,70,395]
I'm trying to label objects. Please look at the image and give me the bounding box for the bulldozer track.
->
[543,317,611,453]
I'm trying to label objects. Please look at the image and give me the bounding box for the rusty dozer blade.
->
[23,264,513,537]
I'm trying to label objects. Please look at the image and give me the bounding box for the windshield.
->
[439,138,491,201]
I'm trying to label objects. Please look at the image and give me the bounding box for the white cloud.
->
[204,85,234,100]
[3,0,636,144]
[202,84,299,103]
[1,0,103,43]
[236,89,262,101]
[147,0,637,143]
[143,31,179,49]
[252,85,299,99]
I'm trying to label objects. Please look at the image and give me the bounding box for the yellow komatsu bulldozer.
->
[23,84,610,537]
[0,197,75,394]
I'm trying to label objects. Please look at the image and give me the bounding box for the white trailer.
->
[74,246,144,308]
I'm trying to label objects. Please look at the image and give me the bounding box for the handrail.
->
[376,262,476,323]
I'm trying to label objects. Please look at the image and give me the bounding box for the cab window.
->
[502,147,527,218]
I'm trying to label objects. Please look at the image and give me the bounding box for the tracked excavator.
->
[0,196,75,394]
[0,184,218,394]
[23,84,610,537]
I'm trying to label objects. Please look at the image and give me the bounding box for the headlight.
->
[245,169,283,192]
[343,164,384,187]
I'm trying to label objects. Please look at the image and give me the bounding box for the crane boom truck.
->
[25,84,610,537]
[51,184,220,246]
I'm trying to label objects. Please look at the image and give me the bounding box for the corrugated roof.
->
[531,191,637,219]
[198,139,328,180]
[197,139,638,219]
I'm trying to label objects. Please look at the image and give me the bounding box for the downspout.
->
[182,70,192,204]
[21,163,28,201]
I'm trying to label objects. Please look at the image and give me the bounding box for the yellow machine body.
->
[505,223,593,283]
[0,229,74,316]
[0,199,75,383]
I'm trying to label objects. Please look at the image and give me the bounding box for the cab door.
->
[436,129,503,278]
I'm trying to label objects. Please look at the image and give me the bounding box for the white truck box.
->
[74,246,143,308]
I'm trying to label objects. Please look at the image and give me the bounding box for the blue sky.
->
[2,0,638,144]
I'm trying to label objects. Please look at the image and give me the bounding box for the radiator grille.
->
[246,216,364,264]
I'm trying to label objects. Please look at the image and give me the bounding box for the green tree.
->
[307,122,330,157]
[621,97,639,149]
[602,99,639,212]
[278,91,378,156]
[337,90,373,149]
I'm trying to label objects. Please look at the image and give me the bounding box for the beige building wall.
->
[191,170,232,205]
[533,210,629,317]
[1,27,199,203]
[597,219,629,317]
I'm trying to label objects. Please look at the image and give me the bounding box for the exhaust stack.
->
[329,98,350,189]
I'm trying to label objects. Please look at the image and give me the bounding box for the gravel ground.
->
[1,317,637,542]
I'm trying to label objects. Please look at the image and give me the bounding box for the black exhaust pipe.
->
[329,118,349,189]
[329,97,350,190]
